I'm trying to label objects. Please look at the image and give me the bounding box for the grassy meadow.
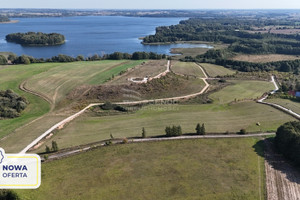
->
[266,98,300,114]
[172,62,206,78]
[199,63,235,77]
[18,138,266,200]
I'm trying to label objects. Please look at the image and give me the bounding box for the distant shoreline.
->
[0,20,19,24]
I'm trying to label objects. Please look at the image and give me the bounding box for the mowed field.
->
[210,80,275,104]
[0,63,60,138]
[0,60,144,153]
[172,62,205,77]
[26,60,143,105]
[35,78,292,151]
[231,54,300,63]
[199,63,235,77]
[19,138,266,200]
[266,98,300,114]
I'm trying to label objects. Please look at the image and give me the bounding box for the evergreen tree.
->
[51,141,58,152]
[142,127,146,138]
[201,123,206,135]
[196,123,201,135]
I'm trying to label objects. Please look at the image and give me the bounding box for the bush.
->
[239,129,246,135]
[165,125,182,136]
[0,90,28,119]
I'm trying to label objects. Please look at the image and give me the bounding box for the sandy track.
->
[264,140,300,200]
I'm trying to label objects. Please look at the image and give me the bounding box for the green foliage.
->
[275,121,300,166]
[239,129,247,135]
[45,145,51,153]
[196,123,205,135]
[0,189,20,200]
[6,32,65,46]
[100,102,127,112]
[0,55,7,65]
[165,125,182,136]
[51,141,58,152]
[142,127,146,138]
[0,90,28,119]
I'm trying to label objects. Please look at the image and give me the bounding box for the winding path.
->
[257,76,300,120]
[19,64,210,154]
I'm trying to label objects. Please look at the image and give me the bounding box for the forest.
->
[6,32,65,46]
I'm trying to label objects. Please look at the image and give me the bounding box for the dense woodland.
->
[275,121,300,167]
[145,17,300,73]
[0,89,28,119]
[6,32,65,46]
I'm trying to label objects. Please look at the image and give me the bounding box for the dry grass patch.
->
[231,54,300,63]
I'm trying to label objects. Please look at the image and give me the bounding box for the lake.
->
[0,16,212,58]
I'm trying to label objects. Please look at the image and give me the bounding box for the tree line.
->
[6,32,65,46]
[0,51,167,65]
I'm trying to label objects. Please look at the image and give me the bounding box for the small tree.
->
[142,127,146,138]
[196,123,201,135]
[51,141,58,152]
[239,129,246,135]
[201,123,206,135]
[45,145,51,153]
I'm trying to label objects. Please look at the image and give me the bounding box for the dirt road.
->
[264,139,300,200]
[46,132,275,160]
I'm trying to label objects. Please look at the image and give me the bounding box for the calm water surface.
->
[0,16,212,58]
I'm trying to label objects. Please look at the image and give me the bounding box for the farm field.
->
[266,98,300,114]
[209,80,275,104]
[231,54,300,63]
[25,60,143,106]
[18,138,266,200]
[0,63,60,139]
[172,62,205,77]
[199,63,235,77]
[35,101,293,152]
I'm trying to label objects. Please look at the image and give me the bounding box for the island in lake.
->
[5,32,65,46]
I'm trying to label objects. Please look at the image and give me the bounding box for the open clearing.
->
[199,63,235,77]
[172,62,206,78]
[266,98,300,114]
[19,138,265,200]
[231,54,300,63]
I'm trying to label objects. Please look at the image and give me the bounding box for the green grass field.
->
[35,101,292,151]
[26,60,143,105]
[18,138,266,200]
[199,63,235,77]
[266,98,300,114]
[33,78,291,151]
[0,63,60,138]
[0,60,143,152]
[210,80,274,104]
[172,62,205,78]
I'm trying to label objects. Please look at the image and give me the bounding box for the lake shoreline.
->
[0,20,19,24]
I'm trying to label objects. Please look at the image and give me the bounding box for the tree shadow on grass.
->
[258,137,300,185]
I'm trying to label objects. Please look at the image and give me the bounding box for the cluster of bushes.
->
[0,90,28,119]
[6,32,65,46]
[165,125,182,136]
[275,121,300,167]
[3,51,167,65]
[100,102,127,112]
